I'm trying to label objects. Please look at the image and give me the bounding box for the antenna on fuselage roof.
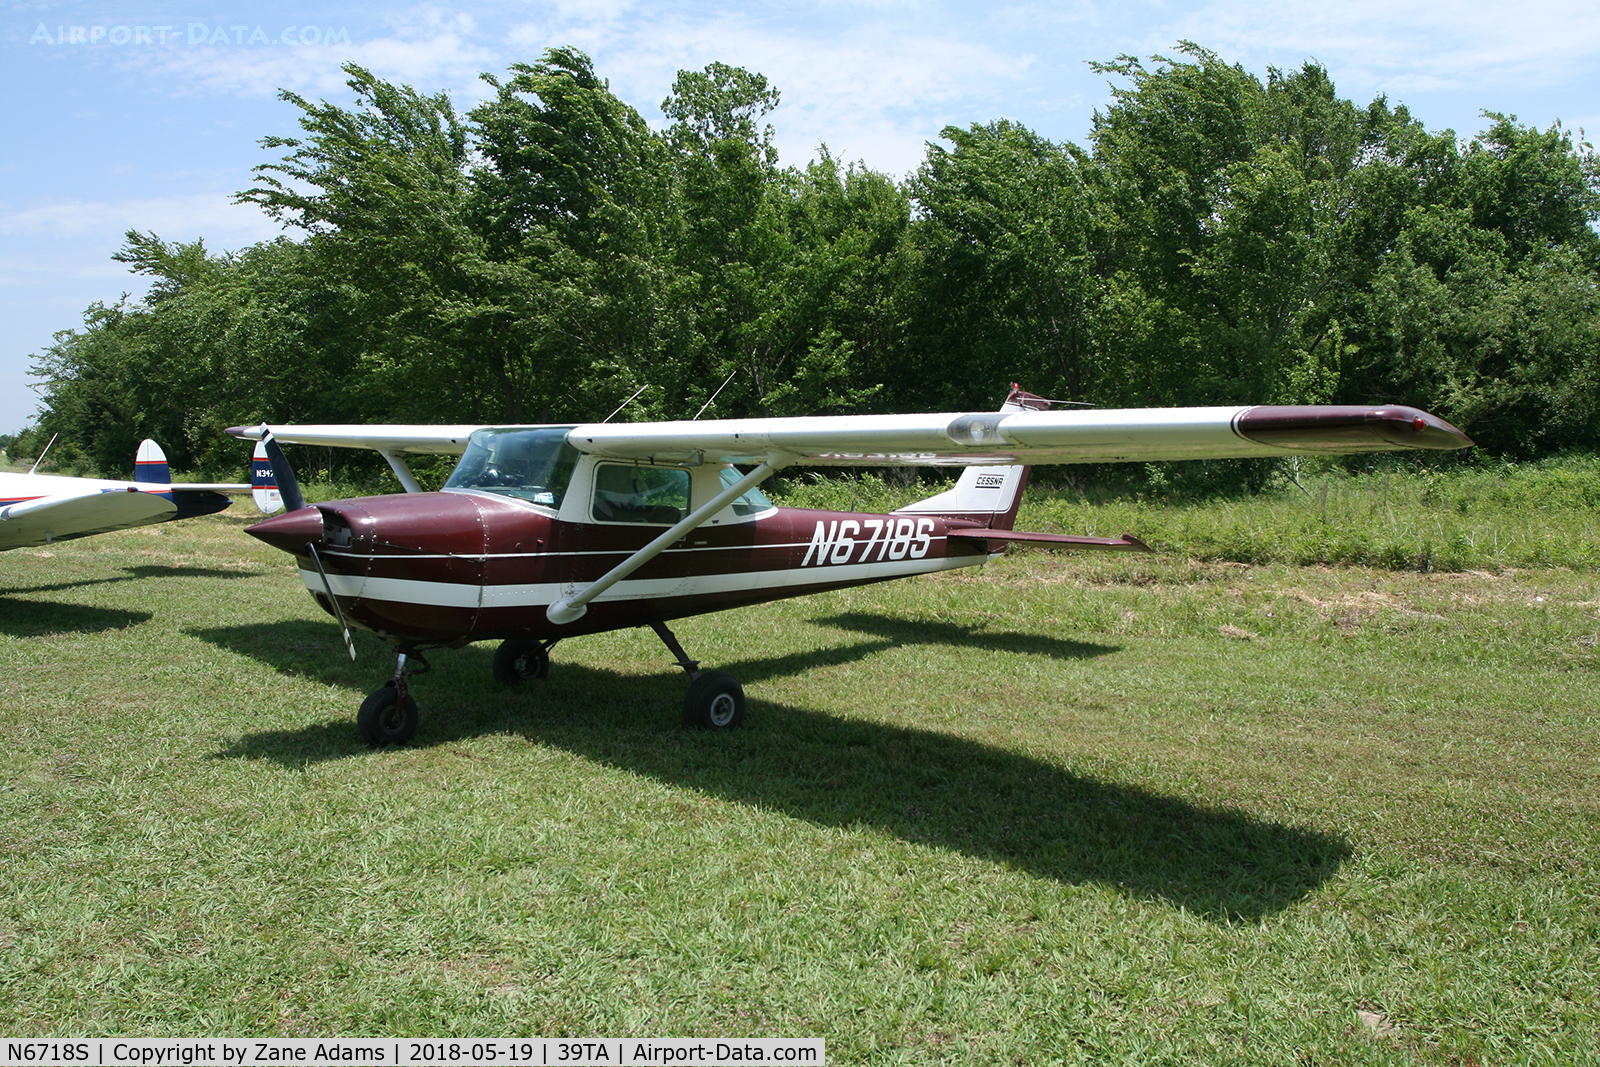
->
[601,384,651,423]
[694,370,737,420]
[1009,382,1094,408]
[28,433,59,474]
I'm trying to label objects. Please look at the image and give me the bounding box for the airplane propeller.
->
[259,427,307,514]
[258,426,354,661]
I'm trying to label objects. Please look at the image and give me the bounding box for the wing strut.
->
[377,450,423,494]
[546,457,787,626]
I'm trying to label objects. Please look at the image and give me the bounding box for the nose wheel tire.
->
[493,639,550,684]
[358,685,419,747]
[683,671,744,730]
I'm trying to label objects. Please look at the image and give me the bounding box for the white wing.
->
[0,487,176,551]
[225,424,488,456]
[230,405,1469,468]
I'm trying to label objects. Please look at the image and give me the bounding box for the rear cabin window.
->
[592,464,690,525]
[720,466,775,516]
[443,427,579,508]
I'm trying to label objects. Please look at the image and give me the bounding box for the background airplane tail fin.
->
[128,437,241,518]
[133,439,176,502]
[251,440,286,515]
[895,385,1050,530]
[134,439,171,486]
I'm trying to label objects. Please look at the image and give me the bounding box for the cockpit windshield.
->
[443,427,579,508]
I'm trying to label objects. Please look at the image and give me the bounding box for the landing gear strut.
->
[492,638,557,684]
[651,621,744,730]
[357,648,428,747]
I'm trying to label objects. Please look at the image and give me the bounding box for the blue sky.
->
[3,1,1598,439]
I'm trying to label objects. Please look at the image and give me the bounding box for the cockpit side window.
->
[443,427,579,508]
[591,464,690,525]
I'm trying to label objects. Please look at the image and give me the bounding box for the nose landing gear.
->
[357,648,428,747]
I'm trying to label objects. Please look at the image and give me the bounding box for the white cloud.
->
[107,10,501,107]
[1167,0,1600,94]
[505,6,1037,176]
[0,192,282,244]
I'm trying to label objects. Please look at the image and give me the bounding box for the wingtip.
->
[1236,405,1474,452]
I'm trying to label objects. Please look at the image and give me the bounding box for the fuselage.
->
[0,469,147,506]
[248,487,997,647]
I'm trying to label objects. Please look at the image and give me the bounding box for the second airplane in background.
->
[1,439,256,552]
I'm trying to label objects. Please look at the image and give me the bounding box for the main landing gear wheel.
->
[358,684,419,747]
[492,639,550,684]
[683,671,745,730]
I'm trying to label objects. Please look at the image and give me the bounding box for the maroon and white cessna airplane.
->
[229,388,1470,745]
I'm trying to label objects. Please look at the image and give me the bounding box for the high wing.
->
[222,425,487,455]
[0,484,176,551]
[226,404,1470,471]
[223,425,489,494]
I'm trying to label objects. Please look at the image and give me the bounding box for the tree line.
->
[23,43,1600,483]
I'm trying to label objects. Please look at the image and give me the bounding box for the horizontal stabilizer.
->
[946,529,1153,552]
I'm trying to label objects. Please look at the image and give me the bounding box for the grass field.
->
[2,469,1598,1063]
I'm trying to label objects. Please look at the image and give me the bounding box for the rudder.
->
[251,440,285,515]
[134,439,170,485]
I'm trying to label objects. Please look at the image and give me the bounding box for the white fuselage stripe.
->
[298,551,989,611]
[316,537,891,563]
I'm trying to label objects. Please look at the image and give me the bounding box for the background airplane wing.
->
[229,404,1470,471]
[0,488,177,550]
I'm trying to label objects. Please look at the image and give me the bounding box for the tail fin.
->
[895,385,1051,530]
[134,439,171,485]
[133,439,175,502]
[251,440,286,515]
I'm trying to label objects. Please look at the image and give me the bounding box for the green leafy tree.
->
[900,120,1097,411]
[1088,45,1368,409]
[27,42,1600,479]
[470,48,684,421]
[656,62,788,416]
[31,233,357,473]
[1341,114,1600,453]
[238,64,502,422]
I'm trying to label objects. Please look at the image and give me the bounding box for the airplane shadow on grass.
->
[3,564,262,599]
[0,565,261,636]
[813,611,1114,660]
[0,597,152,635]
[199,617,1348,922]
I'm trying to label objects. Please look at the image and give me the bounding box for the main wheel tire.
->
[357,685,419,747]
[492,639,550,684]
[683,671,745,730]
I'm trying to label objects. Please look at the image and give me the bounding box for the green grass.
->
[777,455,1600,571]
[2,475,1598,1062]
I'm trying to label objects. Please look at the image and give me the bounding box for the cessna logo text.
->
[802,518,933,566]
